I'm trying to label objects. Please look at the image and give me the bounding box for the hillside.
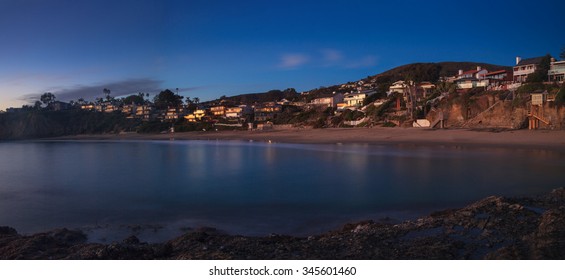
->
[368,62,512,84]
[0,110,140,140]
[210,62,513,103]
[206,88,299,105]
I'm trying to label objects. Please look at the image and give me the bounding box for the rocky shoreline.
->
[1,189,564,260]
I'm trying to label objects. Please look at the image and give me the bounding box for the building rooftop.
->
[516,56,545,66]
[485,70,507,76]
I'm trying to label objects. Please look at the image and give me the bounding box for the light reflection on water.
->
[0,140,564,243]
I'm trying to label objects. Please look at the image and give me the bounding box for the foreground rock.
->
[2,189,565,260]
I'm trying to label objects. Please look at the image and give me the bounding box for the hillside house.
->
[277,99,291,106]
[457,67,488,80]
[103,104,119,113]
[184,109,207,122]
[135,105,155,121]
[210,106,226,117]
[254,103,282,122]
[225,105,252,119]
[310,93,344,108]
[389,80,408,95]
[164,107,185,121]
[80,104,95,111]
[225,106,243,118]
[485,70,513,90]
[455,67,489,89]
[513,56,545,83]
[548,58,565,83]
[122,104,137,118]
[344,92,367,108]
[485,70,510,81]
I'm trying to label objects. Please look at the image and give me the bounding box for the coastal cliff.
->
[1,189,564,260]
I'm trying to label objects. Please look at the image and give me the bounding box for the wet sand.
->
[51,127,565,151]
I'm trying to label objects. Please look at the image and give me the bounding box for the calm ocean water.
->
[0,140,563,242]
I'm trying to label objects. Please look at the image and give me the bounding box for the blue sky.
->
[0,0,563,110]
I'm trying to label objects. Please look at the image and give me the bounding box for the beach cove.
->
[1,127,564,259]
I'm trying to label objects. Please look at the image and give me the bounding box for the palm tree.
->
[103,88,111,101]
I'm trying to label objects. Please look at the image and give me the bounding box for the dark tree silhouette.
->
[40,92,56,105]
[103,88,111,101]
[153,89,184,109]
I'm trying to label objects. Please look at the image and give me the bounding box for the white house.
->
[388,80,408,95]
[344,92,367,107]
[457,66,488,80]
[513,56,545,83]
[455,66,489,89]
[225,105,252,118]
[310,93,344,108]
[548,58,565,83]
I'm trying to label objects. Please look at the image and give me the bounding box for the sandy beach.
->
[51,127,565,151]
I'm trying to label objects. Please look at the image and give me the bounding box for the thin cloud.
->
[21,78,163,103]
[277,50,377,70]
[321,49,343,65]
[278,53,310,69]
[346,55,378,69]
[176,87,203,93]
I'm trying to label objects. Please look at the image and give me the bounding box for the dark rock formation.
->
[1,189,564,260]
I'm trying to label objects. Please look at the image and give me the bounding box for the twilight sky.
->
[1,0,563,110]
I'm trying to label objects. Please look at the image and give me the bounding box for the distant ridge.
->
[205,89,299,105]
[369,62,512,84]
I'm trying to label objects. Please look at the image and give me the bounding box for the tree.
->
[526,54,552,83]
[435,81,457,95]
[40,92,56,105]
[103,88,111,101]
[193,97,200,104]
[153,89,183,109]
[123,94,145,105]
[34,101,42,110]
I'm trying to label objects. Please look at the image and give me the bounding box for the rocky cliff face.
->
[431,94,565,130]
[1,189,564,260]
